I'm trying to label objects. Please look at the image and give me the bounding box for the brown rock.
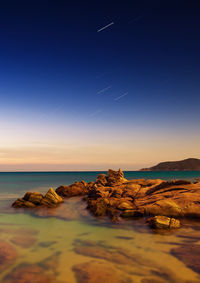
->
[117,201,134,210]
[40,252,61,271]
[110,188,123,198]
[171,244,200,274]
[96,174,108,186]
[141,278,167,283]
[87,185,110,200]
[107,168,127,186]
[0,241,18,271]
[28,192,43,204]
[73,261,127,283]
[10,235,37,248]
[3,264,58,283]
[73,239,153,267]
[73,240,180,281]
[23,192,33,200]
[121,210,143,218]
[12,199,36,208]
[38,188,63,207]
[87,198,108,216]
[11,168,200,223]
[12,188,63,209]
[148,216,180,229]
[56,181,87,197]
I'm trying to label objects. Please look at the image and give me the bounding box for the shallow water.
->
[0,172,200,283]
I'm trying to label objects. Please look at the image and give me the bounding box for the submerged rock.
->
[148,216,180,230]
[73,239,181,282]
[10,234,37,248]
[74,239,155,267]
[0,241,18,271]
[171,244,200,274]
[3,252,63,283]
[12,188,63,208]
[73,261,128,283]
[3,264,60,283]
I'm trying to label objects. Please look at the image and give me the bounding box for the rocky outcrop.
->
[12,188,63,208]
[11,169,200,231]
[83,172,200,225]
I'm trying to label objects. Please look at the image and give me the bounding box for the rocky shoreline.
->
[12,169,200,230]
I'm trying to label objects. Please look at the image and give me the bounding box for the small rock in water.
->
[0,241,18,271]
[12,188,63,208]
[148,215,180,230]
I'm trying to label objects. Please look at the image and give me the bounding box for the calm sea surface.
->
[0,171,200,282]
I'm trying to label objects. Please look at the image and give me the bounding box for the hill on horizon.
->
[140,158,200,171]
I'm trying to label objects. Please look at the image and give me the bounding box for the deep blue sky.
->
[0,1,200,170]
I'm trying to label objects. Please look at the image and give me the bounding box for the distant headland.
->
[140,158,200,171]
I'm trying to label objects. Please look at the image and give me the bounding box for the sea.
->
[0,171,200,283]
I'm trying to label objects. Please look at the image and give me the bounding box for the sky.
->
[0,0,200,171]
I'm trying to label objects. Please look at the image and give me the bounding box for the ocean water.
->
[0,171,200,283]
